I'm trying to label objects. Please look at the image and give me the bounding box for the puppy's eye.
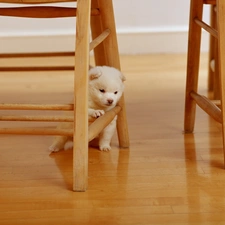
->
[114,91,118,94]
[99,89,105,93]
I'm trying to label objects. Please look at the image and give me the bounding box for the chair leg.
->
[91,0,130,148]
[73,0,91,192]
[91,0,107,66]
[184,0,204,133]
[217,0,225,167]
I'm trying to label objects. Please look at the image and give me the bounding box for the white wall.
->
[0,1,210,54]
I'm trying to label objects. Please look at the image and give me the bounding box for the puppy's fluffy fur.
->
[49,66,125,152]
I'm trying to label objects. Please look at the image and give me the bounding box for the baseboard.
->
[0,28,209,54]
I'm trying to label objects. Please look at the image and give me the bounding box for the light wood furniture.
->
[185,0,225,164]
[2,53,225,224]
[208,5,217,91]
[208,3,221,101]
[0,0,129,191]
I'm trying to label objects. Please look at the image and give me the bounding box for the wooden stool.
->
[184,0,225,165]
[208,3,221,101]
[208,5,217,92]
[0,0,130,191]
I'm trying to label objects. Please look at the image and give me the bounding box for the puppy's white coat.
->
[49,66,125,152]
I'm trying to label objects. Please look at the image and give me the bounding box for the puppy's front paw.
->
[64,141,73,151]
[91,109,105,118]
[99,144,111,151]
[48,144,60,153]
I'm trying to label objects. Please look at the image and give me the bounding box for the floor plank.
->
[0,53,225,225]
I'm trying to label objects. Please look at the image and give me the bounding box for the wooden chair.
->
[0,0,130,191]
[184,0,225,165]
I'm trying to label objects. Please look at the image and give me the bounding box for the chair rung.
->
[190,91,222,123]
[0,103,74,111]
[0,29,110,59]
[0,52,75,58]
[0,105,121,137]
[0,29,109,72]
[0,127,73,136]
[88,105,121,142]
[0,7,100,18]
[0,115,73,122]
[0,66,74,72]
[90,29,110,51]
[195,18,218,38]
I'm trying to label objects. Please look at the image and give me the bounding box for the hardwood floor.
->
[1,53,225,224]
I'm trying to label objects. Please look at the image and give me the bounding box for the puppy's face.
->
[89,66,126,109]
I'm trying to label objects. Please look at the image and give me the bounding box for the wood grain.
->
[0,53,225,224]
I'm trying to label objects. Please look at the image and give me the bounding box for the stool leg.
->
[217,0,225,167]
[73,0,91,191]
[184,0,204,133]
[91,0,130,148]
[209,5,221,100]
[208,5,216,92]
[214,42,220,100]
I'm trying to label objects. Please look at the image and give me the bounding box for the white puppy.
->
[49,66,126,152]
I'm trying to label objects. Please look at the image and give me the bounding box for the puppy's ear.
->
[89,67,102,80]
[120,73,126,82]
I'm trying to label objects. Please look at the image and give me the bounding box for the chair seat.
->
[0,0,75,3]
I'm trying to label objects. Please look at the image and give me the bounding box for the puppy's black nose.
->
[107,99,113,104]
